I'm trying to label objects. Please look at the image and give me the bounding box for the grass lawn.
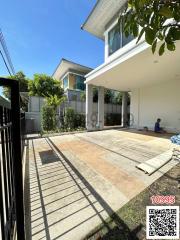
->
[84,163,180,240]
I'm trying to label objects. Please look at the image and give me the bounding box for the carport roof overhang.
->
[85,41,180,91]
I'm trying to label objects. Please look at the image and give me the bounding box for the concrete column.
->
[121,92,128,127]
[86,84,93,131]
[98,86,104,129]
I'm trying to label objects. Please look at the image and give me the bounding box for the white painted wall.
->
[28,96,122,115]
[28,96,45,112]
[131,79,180,133]
[27,96,123,132]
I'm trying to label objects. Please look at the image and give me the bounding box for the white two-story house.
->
[53,58,92,101]
[82,0,180,132]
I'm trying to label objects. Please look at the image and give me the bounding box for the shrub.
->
[29,74,64,98]
[41,105,56,131]
[63,108,85,130]
[80,92,86,102]
[74,114,85,128]
[64,108,76,130]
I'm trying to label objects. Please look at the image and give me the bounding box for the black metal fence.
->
[21,111,26,155]
[0,78,25,240]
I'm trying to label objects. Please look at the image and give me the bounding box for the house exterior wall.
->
[28,96,45,112]
[131,79,180,133]
[84,1,180,132]
[68,74,76,89]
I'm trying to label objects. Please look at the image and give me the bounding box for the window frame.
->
[108,18,134,56]
[74,74,85,91]
[63,75,69,89]
[108,22,122,56]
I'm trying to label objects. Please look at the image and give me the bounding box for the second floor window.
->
[108,18,134,56]
[63,76,68,89]
[74,75,85,91]
[108,23,121,56]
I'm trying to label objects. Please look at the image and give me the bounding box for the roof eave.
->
[52,58,93,78]
[81,0,127,40]
[81,0,100,31]
[81,0,105,40]
[80,26,104,40]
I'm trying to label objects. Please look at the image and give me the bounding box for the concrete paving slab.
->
[25,129,178,240]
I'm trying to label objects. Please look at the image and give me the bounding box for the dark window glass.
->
[122,33,134,47]
[108,23,121,56]
[74,75,85,91]
[122,18,134,47]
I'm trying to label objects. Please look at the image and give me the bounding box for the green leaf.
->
[128,0,133,6]
[133,23,139,37]
[158,32,164,41]
[159,42,165,56]
[136,28,145,43]
[173,28,180,41]
[165,29,173,43]
[167,42,176,51]
[125,30,130,38]
[150,13,159,29]
[124,18,131,32]
[145,27,156,45]
[159,7,173,18]
[139,0,146,7]
[152,39,157,54]
[134,0,139,10]
[174,11,180,22]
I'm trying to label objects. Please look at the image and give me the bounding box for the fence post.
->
[11,80,25,240]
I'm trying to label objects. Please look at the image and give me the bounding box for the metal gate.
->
[0,78,25,240]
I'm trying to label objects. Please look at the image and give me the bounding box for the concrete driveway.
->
[25,129,177,240]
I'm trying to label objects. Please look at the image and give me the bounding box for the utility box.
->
[25,118,35,133]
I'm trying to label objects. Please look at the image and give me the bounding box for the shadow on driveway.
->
[24,137,141,240]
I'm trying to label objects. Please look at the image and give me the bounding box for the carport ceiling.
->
[88,41,180,91]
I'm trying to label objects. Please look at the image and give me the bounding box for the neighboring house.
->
[0,96,10,108]
[52,58,93,101]
[82,0,180,132]
[26,58,124,133]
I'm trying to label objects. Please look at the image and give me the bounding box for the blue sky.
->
[0,0,103,80]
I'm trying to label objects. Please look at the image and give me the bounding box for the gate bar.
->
[0,78,25,240]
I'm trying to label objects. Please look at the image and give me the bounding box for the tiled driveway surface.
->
[25,129,177,240]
